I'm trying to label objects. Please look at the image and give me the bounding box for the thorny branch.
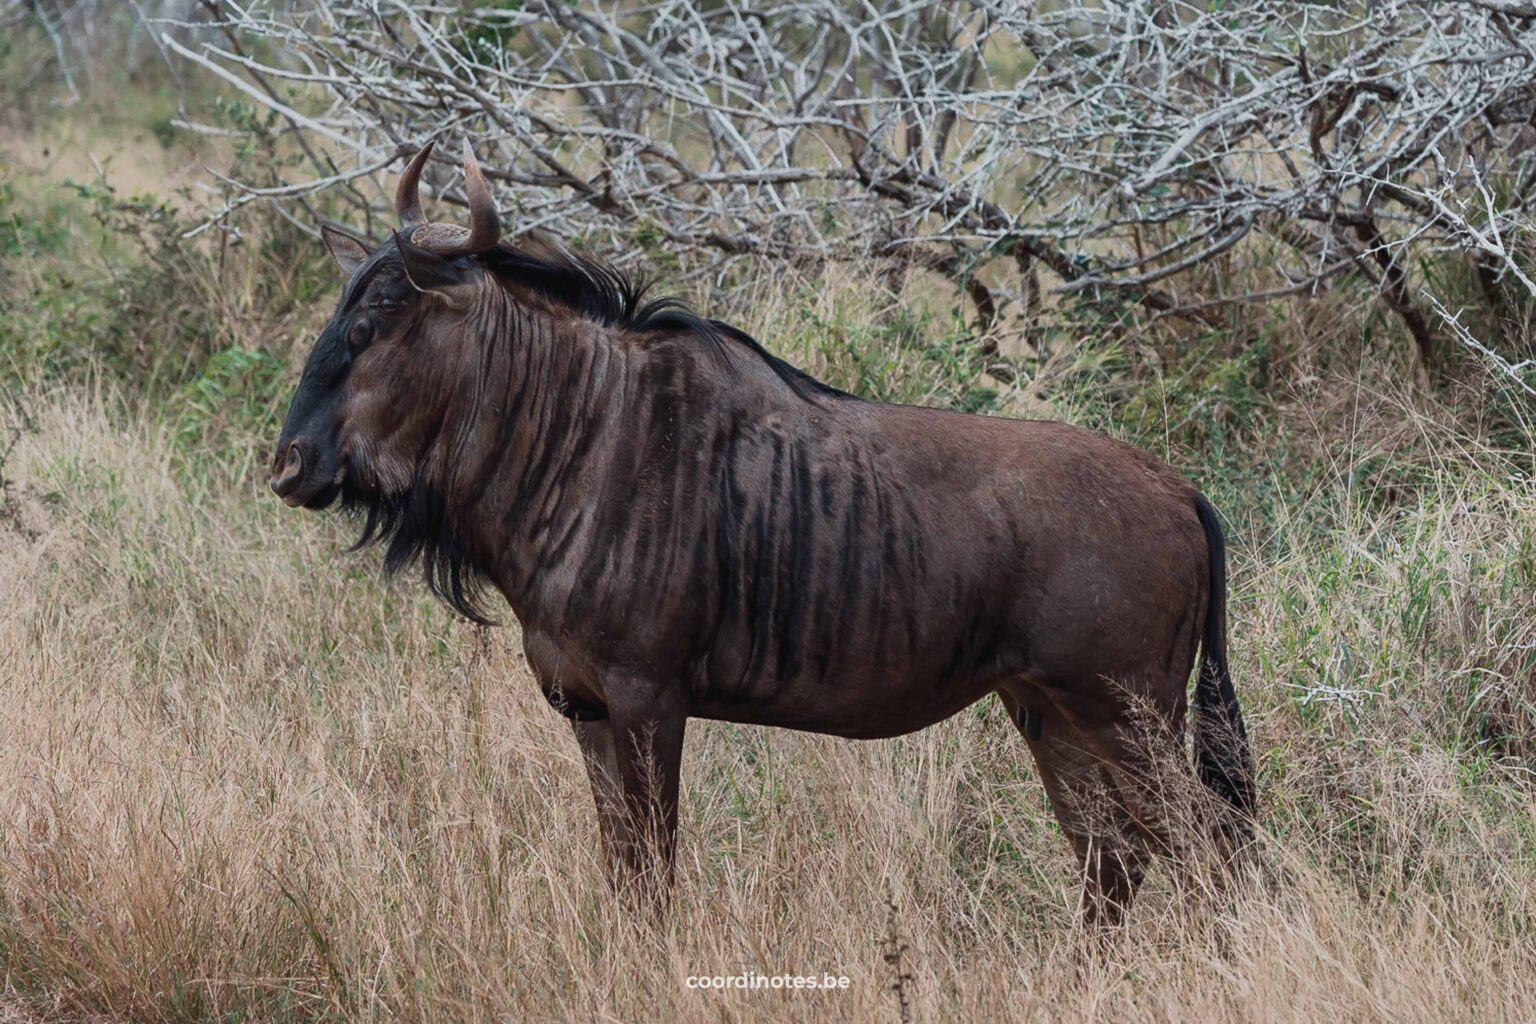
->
[145,1,1535,371]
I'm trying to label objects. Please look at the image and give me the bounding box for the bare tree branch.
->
[138,0,1536,374]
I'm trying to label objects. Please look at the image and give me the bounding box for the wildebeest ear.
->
[320,224,370,276]
[395,231,466,294]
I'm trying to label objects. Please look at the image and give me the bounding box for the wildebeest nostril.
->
[271,440,307,500]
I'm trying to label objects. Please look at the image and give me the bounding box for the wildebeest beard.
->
[341,474,492,624]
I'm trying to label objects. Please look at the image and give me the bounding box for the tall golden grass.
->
[1,341,1533,1021]
[3,84,1536,1022]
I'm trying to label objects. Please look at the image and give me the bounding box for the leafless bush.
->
[6,0,218,97]
[159,1,1536,377]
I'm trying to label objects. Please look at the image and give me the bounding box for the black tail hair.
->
[1193,494,1257,845]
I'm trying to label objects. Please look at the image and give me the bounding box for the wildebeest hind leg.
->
[1073,679,1192,864]
[1066,676,1201,915]
[999,689,1150,930]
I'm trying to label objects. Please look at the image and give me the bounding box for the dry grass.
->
[0,356,1533,1022]
[3,68,1536,1022]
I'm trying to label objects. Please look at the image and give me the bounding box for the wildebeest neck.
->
[421,284,719,621]
[431,279,850,632]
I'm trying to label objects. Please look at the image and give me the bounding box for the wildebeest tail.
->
[1193,494,1256,845]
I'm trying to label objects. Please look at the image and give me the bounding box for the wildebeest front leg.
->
[571,718,629,883]
[589,682,687,903]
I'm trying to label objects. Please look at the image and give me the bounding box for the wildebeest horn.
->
[398,140,502,257]
[395,140,434,228]
[457,140,501,254]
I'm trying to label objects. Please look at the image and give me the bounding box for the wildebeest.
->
[271,141,1255,926]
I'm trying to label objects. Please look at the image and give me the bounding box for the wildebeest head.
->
[269,140,502,511]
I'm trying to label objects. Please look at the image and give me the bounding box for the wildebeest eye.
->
[348,317,374,351]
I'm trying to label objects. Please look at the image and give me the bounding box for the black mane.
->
[475,242,849,401]
[341,240,851,625]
